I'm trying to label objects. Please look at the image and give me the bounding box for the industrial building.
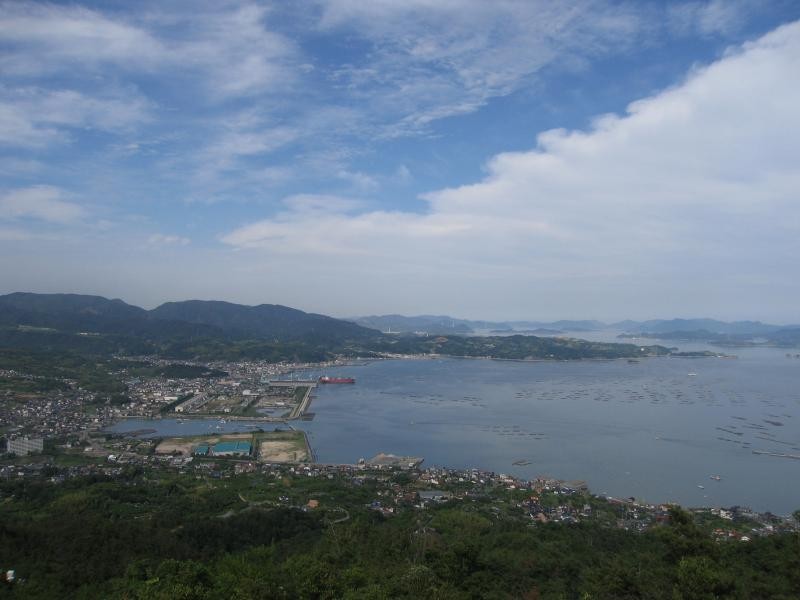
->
[7,437,44,456]
[193,440,251,457]
[211,441,252,456]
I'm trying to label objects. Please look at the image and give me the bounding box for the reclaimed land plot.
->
[256,430,310,463]
[155,430,310,463]
[155,432,252,456]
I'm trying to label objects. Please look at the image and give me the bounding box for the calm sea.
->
[110,332,800,514]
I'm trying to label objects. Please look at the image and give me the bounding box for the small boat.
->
[697,484,705,489]
[319,376,355,384]
[688,373,697,376]
[709,475,721,481]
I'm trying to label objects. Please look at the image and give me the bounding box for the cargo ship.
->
[318,376,355,384]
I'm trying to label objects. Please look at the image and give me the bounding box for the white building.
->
[8,437,44,456]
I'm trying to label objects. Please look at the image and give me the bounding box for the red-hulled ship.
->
[318,376,355,384]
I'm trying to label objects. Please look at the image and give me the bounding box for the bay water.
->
[111,333,800,513]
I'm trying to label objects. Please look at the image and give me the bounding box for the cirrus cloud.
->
[0,1,299,99]
[0,86,151,148]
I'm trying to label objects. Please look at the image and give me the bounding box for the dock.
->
[288,385,315,420]
[365,453,424,469]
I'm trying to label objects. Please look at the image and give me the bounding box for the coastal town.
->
[1,353,798,548]
[0,356,353,443]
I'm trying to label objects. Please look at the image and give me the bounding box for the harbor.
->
[102,342,800,514]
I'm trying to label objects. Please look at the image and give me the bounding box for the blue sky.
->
[2,0,800,321]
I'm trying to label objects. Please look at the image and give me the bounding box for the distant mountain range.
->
[611,318,793,335]
[351,314,797,336]
[2,292,797,363]
[3,295,796,342]
[351,315,473,335]
[350,315,604,335]
[613,319,800,347]
[350,314,800,348]
[0,292,683,361]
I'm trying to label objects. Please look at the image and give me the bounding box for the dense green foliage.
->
[0,326,153,356]
[0,374,67,394]
[0,472,798,599]
[0,349,127,397]
[123,363,228,379]
[159,337,346,363]
[151,300,378,342]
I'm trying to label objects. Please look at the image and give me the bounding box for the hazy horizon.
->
[3,288,800,327]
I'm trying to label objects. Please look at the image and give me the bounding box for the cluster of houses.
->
[0,383,115,440]
[120,357,350,418]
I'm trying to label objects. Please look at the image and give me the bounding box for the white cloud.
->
[0,2,298,99]
[187,111,301,194]
[668,0,754,36]
[177,4,297,100]
[0,2,164,74]
[335,169,379,192]
[180,0,658,191]
[0,101,60,147]
[200,122,299,171]
[2,1,737,198]
[0,86,151,148]
[0,185,86,223]
[222,20,800,317]
[315,0,647,134]
[148,233,190,246]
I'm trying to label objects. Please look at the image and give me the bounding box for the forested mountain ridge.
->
[0,292,223,340]
[151,299,379,342]
[0,292,673,361]
[0,293,381,361]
